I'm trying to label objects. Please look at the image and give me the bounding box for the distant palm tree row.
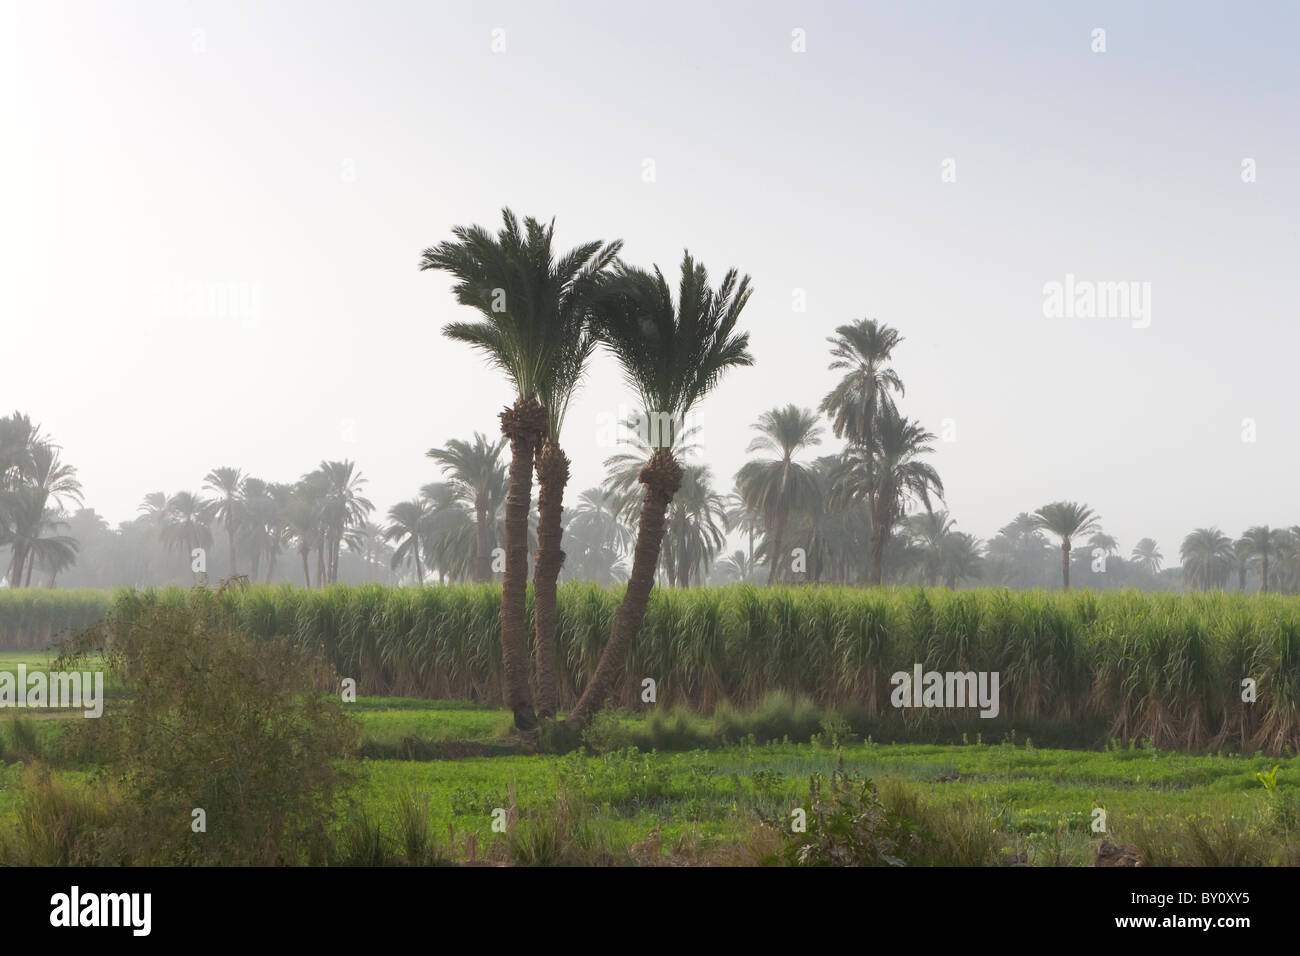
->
[1179,525,1300,593]
[134,461,373,588]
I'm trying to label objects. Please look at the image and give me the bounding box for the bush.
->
[31,587,361,865]
[778,762,922,866]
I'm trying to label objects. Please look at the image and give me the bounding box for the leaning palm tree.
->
[1235,525,1289,594]
[1130,537,1163,574]
[421,209,620,730]
[735,406,823,585]
[565,251,754,731]
[1180,527,1234,591]
[1032,501,1101,590]
[427,433,507,584]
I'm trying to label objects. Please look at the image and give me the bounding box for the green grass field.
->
[3,677,1296,865]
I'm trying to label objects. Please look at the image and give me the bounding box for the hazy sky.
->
[4,0,1298,561]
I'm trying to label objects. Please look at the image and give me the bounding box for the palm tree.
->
[306,460,373,585]
[264,482,294,583]
[421,208,621,731]
[735,406,823,586]
[834,408,944,585]
[427,433,507,584]
[419,482,479,584]
[1130,537,1163,574]
[663,465,730,586]
[4,442,82,587]
[563,487,633,583]
[238,477,272,580]
[385,498,431,585]
[940,532,983,589]
[160,491,215,579]
[203,466,244,577]
[1180,527,1234,591]
[282,481,325,587]
[907,509,957,587]
[1032,501,1100,590]
[1087,532,1119,556]
[724,490,762,573]
[565,251,754,731]
[718,549,760,584]
[819,319,905,448]
[1235,525,1289,594]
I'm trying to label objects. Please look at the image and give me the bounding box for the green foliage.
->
[11,583,1300,754]
[779,762,921,866]
[34,588,361,864]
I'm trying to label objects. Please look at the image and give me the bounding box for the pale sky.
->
[4,0,1298,560]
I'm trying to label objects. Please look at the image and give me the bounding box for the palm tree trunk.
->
[532,439,569,719]
[868,504,888,586]
[7,546,24,588]
[1061,542,1070,590]
[1263,554,1270,594]
[566,450,683,732]
[227,526,237,577]
[499,398,544,734]
[474,498,491,583]
[766,513,788,586]
[301,548,312,588]
[414,538,424,586]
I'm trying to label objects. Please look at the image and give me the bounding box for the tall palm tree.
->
[907,509,958,587]
[1235,525,1288,594]
[160,491,215,580]
[238,477,273,580]
[306,460,373,585]
[282,480,325,587]
[565,251,754,731]
[1180,527,1234,591]
[264,482,294,583]
[419,482,480,584]
[1087,532,1119,556]
[385,498,431,585]
[834,408,944,585]
[566,487,633,557]
[203,466,244,577]
[4,442,82,587]
[1032,501,1100,590]
[819,319,905,448]
[1130,537,1163,574]
[427,433,507,584]
[940,531,983,589]
[421,208,621,731]
[663,465,730,587]
[735,406,823,586]
[723,489,762,572]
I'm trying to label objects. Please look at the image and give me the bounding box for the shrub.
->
[41,587,361,865]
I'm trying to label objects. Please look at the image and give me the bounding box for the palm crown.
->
[419,208,621,439]
[589,251,754,447]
